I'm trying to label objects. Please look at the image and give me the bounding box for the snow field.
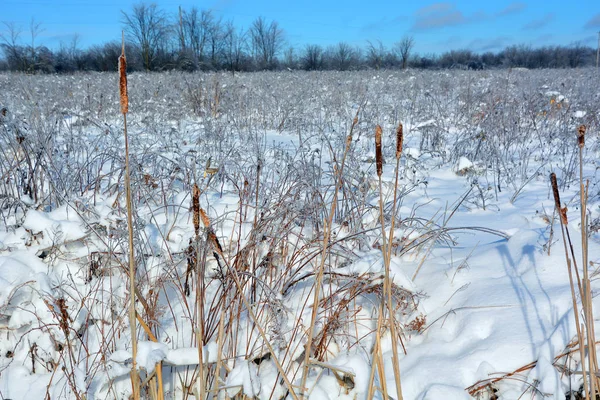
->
[0,69,599,399]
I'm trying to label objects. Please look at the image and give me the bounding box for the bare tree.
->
[366,40,386,70]
[36,45,54,73]
[206,15,223,69]
[177,6,187,53]
[179,8,223,69]
[0,22,26,71]
[222,20,247,74]
[197,10,216,67]
[302,44,323,70]
[283,46,297,69]
[70,34,86,70]
[329,42,357,71]
[249,17,284,69]
[180,7,200,59]
[28,18,44,72]
[121,2,169,71]
[84,41,124,71]
[567,42,586,68]
[394,35,414,69]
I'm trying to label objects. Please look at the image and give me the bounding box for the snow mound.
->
[226,360,260,398]
[23,206,87,245]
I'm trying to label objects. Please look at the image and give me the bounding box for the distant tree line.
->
[1,3,597,74]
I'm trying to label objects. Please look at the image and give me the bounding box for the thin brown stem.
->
[299,109,360,398]
[551,172,589,399]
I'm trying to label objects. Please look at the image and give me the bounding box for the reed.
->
[577,125,599,394]
[369,124,404,400]
[387,122,405,400]
[119,33,140,400]
[551,125,597,399]
[375,125,383,177]
[550,172,588,398]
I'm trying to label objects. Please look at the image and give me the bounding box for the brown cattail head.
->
[550,173,569,225]
[199,207,211,228]
[345,134,352,149]
[375,125,383,177]
[396,123,404,159]
[560,207,568,225]
[192,184,200,237]
[347,109,359,144]
[577,125,586,149]
[56,298,70,333]
[550,173,561,209]
[118,34,128,115]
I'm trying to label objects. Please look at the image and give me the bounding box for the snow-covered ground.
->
[0,69,599,399]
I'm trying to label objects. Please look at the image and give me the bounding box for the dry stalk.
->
[214,302,226,395]
[300,109,360,398]
[366,300,386,400]
[466,360,537,396]
[577,125,599,392]
[206,213,299,400]
[386,123,405,400]
[371,124,404,400]
[369,125,387,400]
[137,314,164,400]
[119,32,140,400]
[387,123,404,264]
[468,337,600,397]
[198,205,298,398]
[551,172,589,399]
[195,205,207,400]
[251,160,262,300]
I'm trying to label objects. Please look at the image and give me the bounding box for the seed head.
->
[192,184,201,237]
[550,173,561,209]
[396,123,403,159]
[577,125,586,149]
[550,173,568,224]
[375,125,383,177]
[118,36,128,115]
[199,208,211,228]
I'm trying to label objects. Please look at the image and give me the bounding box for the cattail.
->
[396,123,403,159]
[345,134,352,149]
[56,298,70,333]
[550,173,561,210]
[119,36,128,115]
[550,173,568,225]
[578,125,586,149]
[560,206,569,225]
[184,239,196,296]
[199,207,211,228]
[375,125,383,177]
[208,230,223,255]
[192,184,200,237]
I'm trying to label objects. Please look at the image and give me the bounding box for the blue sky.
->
[1,0,599,54]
